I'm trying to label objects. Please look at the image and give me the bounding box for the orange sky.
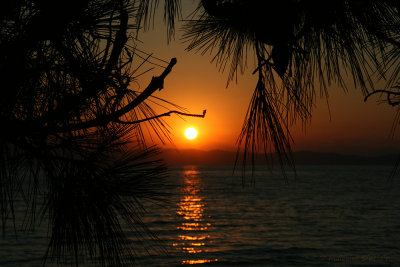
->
[133,2,400,155]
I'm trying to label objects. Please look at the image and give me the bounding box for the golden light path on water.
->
[174,167,218,265]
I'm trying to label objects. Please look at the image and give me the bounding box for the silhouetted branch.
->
[364,89,400,106]
[57,58,178,132]
[113,57,177,115]
[117,109,207,124]
[236,44,295,181]
[105,9,128,72]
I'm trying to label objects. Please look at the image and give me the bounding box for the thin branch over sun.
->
[117,109,207,124]
[54,58,179,132]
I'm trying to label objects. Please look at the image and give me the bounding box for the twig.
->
[364,89,400,106]
[117,110,207,124]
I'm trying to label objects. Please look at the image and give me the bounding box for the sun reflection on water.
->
[174,167,218,264]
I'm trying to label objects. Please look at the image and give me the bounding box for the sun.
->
[184,127,198,140]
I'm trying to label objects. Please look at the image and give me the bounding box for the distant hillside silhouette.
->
[161,149,398,166]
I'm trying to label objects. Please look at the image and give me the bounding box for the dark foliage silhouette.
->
[0,0,199,265]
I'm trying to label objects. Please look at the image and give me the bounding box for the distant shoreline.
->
[161,149,399,166]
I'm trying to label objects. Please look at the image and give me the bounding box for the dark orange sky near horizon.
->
[134,2,400,156]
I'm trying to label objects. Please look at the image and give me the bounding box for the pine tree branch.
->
[105,9,128,72]
[56,58,178,132]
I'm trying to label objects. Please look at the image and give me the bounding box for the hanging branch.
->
[236,44,295,181]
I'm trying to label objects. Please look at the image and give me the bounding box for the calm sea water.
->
[1,165,400,266]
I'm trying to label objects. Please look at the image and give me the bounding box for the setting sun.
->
[184,127,198,140]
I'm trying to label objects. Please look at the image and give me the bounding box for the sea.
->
[1,165,400,266]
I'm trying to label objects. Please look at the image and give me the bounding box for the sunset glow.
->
[140,11,400,154]
[184,127,198,140]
